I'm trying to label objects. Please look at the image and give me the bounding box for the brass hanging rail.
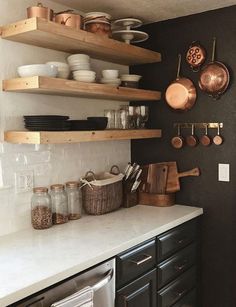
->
[173,122,223,129]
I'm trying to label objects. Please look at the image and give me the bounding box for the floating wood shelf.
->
[3,76,161,101]
[4,130,162,144]
[1,18,161,65]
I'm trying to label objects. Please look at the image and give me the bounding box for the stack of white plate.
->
[100,69,121,87]
[67,54,91,72]
[73,70,96,83]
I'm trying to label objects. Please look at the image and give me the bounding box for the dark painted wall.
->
[131,6,236,307]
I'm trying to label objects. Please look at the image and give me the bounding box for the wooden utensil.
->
[213,123,224,145]
[200,124,211,146]
[147,163,159,193]
[156,162,200,193]
[171,124,184,149]
[186,124,198,147]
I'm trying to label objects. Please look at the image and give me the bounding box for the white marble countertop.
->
[0,204,203,306]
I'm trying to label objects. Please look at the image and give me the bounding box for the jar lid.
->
[33,187,48,193]
[84,11,112,20]
[84,20,111,26]
[50,184,64,191]
[66,181,80,188]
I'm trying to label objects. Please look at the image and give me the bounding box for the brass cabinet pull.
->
[129,254,152,266]
[174,259,188,271]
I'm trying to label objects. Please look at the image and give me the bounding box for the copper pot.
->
[199,38,230,99]
[54,10,82,30]
[27,3,54,20]
[186,41,206,72]
[165,54,197,111]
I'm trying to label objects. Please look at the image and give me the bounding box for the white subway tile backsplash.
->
[0,0,130,236]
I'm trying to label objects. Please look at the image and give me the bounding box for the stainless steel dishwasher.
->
[12,259,115,307]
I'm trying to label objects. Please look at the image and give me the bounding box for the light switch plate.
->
[218,163,230,182]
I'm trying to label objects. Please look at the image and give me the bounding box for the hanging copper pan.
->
[199,38,230,99]
[165,54,197,111]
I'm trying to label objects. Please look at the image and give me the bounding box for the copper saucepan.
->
[27,3,54,20]
[54,10,82,30]
[165,54,197,111]
[199,38,230,100]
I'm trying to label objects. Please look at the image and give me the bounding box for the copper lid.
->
[33,187,48,193]
[50,184,65,191]
[66,181,80,188]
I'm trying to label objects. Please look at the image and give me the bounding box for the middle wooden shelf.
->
[2,76,161,102]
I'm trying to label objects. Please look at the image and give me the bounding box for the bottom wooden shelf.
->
[4,129,162,144]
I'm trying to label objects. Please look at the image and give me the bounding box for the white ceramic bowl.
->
[17,64,58,78]
[67,54,90,64]
[46,62,70,79]
[73,75,96,83]
[70,64,91,72]
[102,70,119,79]
[101,78,121,86]
[73,70,96,76]
[120,74,142,82]
[46,61,69,69]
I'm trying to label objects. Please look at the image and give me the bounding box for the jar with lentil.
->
[31,187,52,230]
[66,181,82,220]
[50,184,69,224]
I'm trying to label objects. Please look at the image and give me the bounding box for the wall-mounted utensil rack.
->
[173,123,223,129]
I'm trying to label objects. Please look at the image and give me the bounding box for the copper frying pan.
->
[199,38,230,99]
[165,54,197,111]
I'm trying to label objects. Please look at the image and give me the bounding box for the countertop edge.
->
[0,206,203,306]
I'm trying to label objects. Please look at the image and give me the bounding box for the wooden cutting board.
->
[147,164,168,194]
[141,162,200,193]
[156,161,200,193]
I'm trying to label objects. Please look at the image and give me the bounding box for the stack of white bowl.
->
[46,62,70,79]
[67,54,96,83]
[100,70,121,86]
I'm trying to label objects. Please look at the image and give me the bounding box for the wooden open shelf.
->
[1,18,161,65]
[4,129,162,144]
[3,76,161,101]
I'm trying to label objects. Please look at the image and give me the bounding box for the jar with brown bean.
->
[31,187,52,230]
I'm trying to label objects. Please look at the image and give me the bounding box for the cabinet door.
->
[116,239,156,288]
[172,288,196,307]
[116,269,156,307]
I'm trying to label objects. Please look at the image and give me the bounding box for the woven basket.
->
[81,166,123,215]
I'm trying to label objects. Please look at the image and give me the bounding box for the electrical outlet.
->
[14,170,34,193]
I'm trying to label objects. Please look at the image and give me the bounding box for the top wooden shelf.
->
[1,18,161,65]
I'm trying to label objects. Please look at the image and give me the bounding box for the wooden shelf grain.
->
[2,76,161,101]
[1,18,161,65]
[4,129,162,144]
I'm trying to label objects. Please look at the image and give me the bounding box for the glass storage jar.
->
[50,184,69,224]
[66,181,82,220]
[31,187,52,230]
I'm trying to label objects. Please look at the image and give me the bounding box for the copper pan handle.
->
[176,54,182,79]
[212,37,216,62]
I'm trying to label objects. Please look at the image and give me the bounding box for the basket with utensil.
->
[81,165,123,215]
